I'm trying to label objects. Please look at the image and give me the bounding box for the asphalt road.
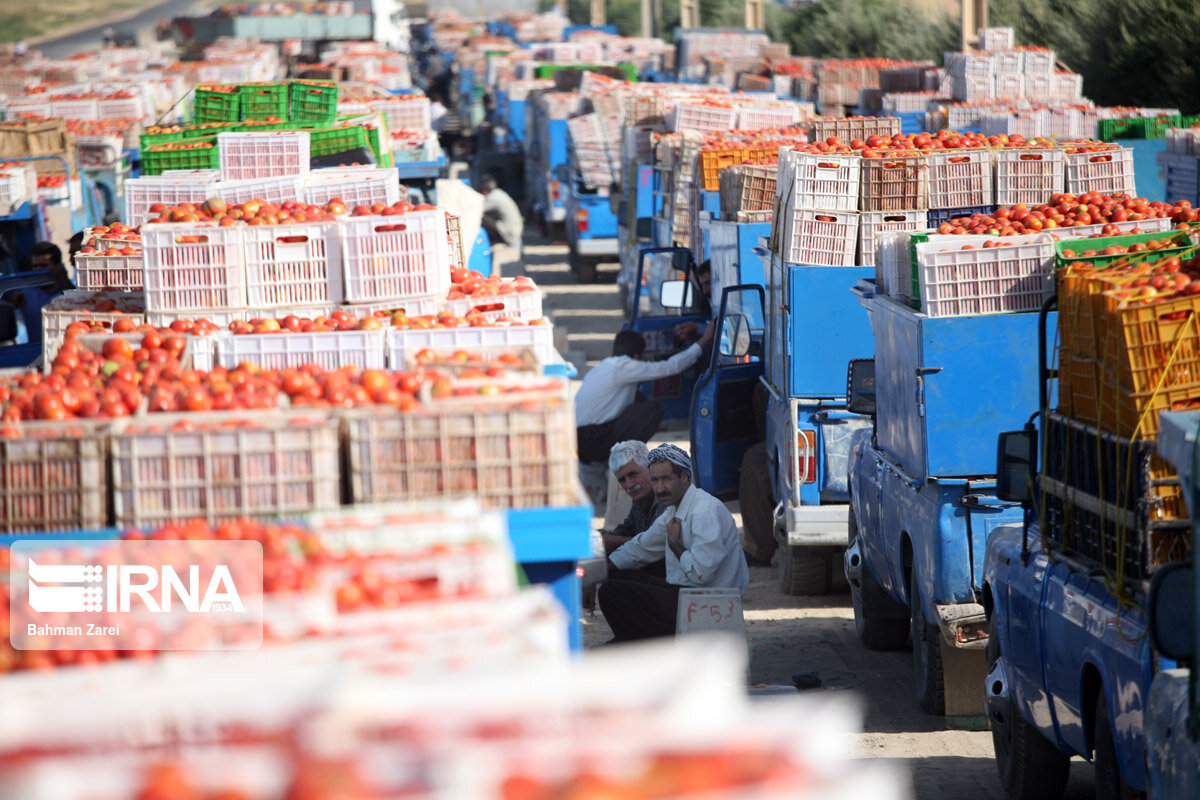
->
[31,0,204,60]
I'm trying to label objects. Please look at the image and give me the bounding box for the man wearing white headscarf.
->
[598,443,750,642]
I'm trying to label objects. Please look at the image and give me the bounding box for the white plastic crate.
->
[1021,49,1056,77]
[859,211,925,269]
[388,323,555,370]
[859,155,929,212]
[217,131,311,181]
[777,150,861,213]
[49,97,99,120]
[110,410,341,529]
[211,174,304,208]
[926,149,993,209]
[217,329,387,370]
[779,208,859,267]
[341,393,577,510]
[992,73,1024,99]
[375,95,430,130]
[1063,148,1135,196]
[73,252,144,292]
[950,75,993,103]
[242,221,343,309]
[978,27,1015,52]
[345,294,444,320]
[875,230,915,301]
[3,96,52,118]
[0,165,32,212]
[443,287,543,323]
[1052,72,1083,101]
[981,111,1048,140]
[145,307,250,330]
[140,222,247,313]
[41,291,147,366]
[668,102,737,134]
[735,104,800,131]
[1024,74,1053,101]
[1166,129,1200,157]
[97,95,144,120]
[1051,216,1173,240]
[990,50,1024,76]
[38,179,70,203]
[303,167,401,208]
[1047,109,1082,140]
[915,233,1055,317]
[994,148,1065,207]
[0,420,108,533]
[123,173,219,227]
[339,209,451,304]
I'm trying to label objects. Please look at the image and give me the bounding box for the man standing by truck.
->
[575,326,714,465]
[597,444,749,642]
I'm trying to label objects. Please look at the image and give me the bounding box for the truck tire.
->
[850,509,909,650]
[739,443,776,566]
[987,620,1070,800]
[1094,693,1145,800]
[577,257,598,284]
[778,545,835,595]
[910,569,946,715]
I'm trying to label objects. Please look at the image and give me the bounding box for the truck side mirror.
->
[996,428,1037,504]
[1148,561,1195,665]
[846,359,875,416]
[719,314,750,357]
[660,279,693,309]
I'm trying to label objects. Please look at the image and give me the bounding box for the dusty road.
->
[502,227,1101,800]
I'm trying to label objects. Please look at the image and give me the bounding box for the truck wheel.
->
[778,545,834,595]
[577,257,598,284]
[1094,693,1144,800]
[987,620,1070,800]
[850,510,909,650]
[739,443,776,566]
[910,569,945,715]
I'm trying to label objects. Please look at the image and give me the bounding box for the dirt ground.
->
[579,495,1099,800]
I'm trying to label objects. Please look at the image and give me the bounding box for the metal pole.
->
[591,0,605,26]
[745,0,764,31]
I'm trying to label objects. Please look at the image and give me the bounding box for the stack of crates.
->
[773,142,861,267]
[1047,233,1200,585]
[1160,125,1200,206]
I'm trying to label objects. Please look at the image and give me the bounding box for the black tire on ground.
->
[778,544,836,595]
[576,256,598,284]
[850,508,910,650]
[739,443,776,566]
[1094,692,1146,800]
[986,619,1071,800]
[911,569,946,715]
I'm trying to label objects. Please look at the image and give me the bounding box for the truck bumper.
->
[548,205,565,223]
[574,237,619,257]
[934,602,989,650]
[775,502,850,547]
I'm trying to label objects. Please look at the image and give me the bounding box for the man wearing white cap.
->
[598,443,750,642]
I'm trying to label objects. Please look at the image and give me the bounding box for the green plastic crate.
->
[239,83,290,121]
[1098,115,1182,142]
[140,135,219,176]
[1054,229,1196,270]
[532,63,639,82]
[193,86,242,124]
[138,129,185,151]
[307,125,372,160]
[289,80,339,124]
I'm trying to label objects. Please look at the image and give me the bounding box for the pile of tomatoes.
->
[933,193,1198,236]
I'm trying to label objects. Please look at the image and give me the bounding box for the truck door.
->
[625,247,709,422]
[690,284,766,495]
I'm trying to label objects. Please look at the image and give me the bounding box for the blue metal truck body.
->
[846,282,1055,715]
[1145,410,1200,800]
[984,524,1153,790]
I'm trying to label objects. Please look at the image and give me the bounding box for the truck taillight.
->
[576,208,589,233]
[796,429,817,484]
[551,180,561,201]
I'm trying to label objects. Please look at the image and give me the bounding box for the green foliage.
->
[777,0,957,61]
[990,0,1198,113]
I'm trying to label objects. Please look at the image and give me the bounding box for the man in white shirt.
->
[598,443,750,642]
[575,326,714,465]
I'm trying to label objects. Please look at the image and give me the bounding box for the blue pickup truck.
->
[845,279,1050,716]
[1145,410,1200,800]
[677,213,875,594]
[983,299,1193,798]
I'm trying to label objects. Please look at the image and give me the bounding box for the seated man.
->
[597,443,750,643]
[576,326,714,466]
[601,440,667,577]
